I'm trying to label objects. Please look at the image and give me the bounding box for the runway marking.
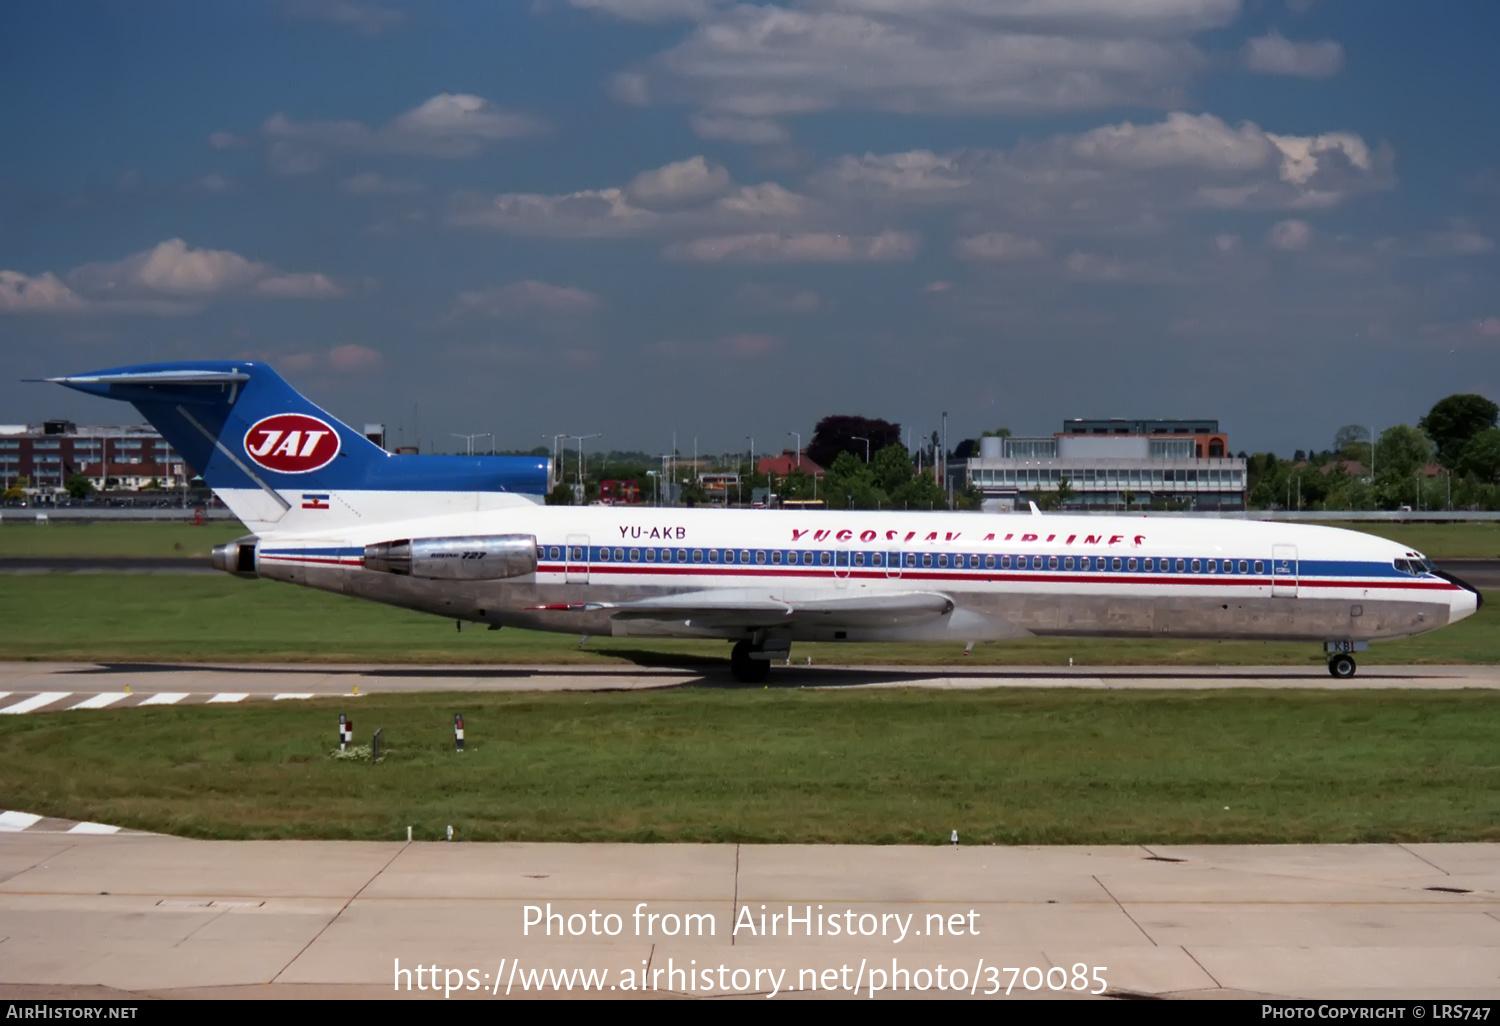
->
[0,811,42,832]
[66,822,120,835]
[207,693,248,704]
[137,692,188,706]
[0,692,71,715]
[273,693,314,701]
[69,692,128,710]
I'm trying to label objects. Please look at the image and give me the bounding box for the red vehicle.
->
[598,479,641,505]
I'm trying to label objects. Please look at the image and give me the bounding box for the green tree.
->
[1458,428,1500,483]
[544,481,575,506]
[820,451,881,509]
[1374,424,1434,479]
[64,474,94,500]
[1419,394,1499,469]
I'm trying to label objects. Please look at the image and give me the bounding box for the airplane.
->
[49,361,1482,683]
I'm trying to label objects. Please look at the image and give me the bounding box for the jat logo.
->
[243,413,341,474]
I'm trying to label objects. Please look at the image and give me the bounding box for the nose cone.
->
[1435,569,1483,625]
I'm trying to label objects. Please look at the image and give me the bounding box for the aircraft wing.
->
[555,588,956,630]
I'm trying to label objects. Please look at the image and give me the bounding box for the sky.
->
[2,0,1498,459]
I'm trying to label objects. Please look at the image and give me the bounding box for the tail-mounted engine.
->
[362,535,537,580]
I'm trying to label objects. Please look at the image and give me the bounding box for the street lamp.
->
[787,431,801,468]
[451,432,492,456]
[852,436,870,463]
[574,434,601,505]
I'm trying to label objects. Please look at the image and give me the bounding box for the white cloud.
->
[626,156,732,209]
[1070,111,1272,171]
[955,232,1045,261]
[9,239,348,314]
[568,0,725,21]
[603,0,1232,140]
[341,171,425,195]
[1414,221,1494,258]
[689,114,790,144]
[666,230,919,262]
[1267,218,1312,251]
[819,150,972,200]
[1243,30,1344,78]
[0,271,87,314]
[736,282,823,313]
[453,280,603,317]
[207,131,245,150]
[262,93,543,173]
[449,187,658,238]
[326,344,384,372]
[1212,232,1241,253]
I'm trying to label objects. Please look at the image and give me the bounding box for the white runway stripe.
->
[0,811,42,832]
[69,693,128,710]
[66,822,120,835]
[207,693,248,704]
[273,693,314,701]
[0,692,71,715]
[137,692,188,706]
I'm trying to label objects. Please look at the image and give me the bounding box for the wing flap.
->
[599,589,954,630]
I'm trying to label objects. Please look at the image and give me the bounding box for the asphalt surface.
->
[0,833,1496,999]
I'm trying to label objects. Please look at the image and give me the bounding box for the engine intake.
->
[211,536,260,578]
[363,535,537,581]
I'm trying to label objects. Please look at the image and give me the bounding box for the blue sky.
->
[3,0,1498,458]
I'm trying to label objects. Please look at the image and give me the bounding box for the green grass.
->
[3,689,1498,843]
[1,573,1497,666]
[0,574,1497,665]
[2,519,1500,559]
[0,521,247,559]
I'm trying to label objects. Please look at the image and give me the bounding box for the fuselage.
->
[241,505,1480,647]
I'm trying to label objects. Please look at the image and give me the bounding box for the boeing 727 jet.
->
[51,362,1481,682]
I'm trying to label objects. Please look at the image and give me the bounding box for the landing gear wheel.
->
[1328,653,1357,679]
[730,639,772,685]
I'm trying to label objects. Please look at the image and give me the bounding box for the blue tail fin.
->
[50,361,549,530]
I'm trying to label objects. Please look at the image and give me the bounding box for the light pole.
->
[852,436,870,463]
[787,431,801,468]
[451,432,492,456]
[745,435,754,508]
[574,434,601,505]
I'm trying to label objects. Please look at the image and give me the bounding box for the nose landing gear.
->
[1327,653,1357,679]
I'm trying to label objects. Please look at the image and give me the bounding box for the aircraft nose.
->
[1434,568,1483,622]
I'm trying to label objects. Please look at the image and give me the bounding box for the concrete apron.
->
[1,834,1497,1000]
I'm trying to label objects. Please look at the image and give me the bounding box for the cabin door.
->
[1271,544,1298,598]
[565,534,590,584]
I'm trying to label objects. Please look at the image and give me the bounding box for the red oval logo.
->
[243,413,341,474]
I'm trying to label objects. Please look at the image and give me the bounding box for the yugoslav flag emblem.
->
[243,413,342,474]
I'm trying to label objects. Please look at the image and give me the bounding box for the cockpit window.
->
[1394,557,1433,576]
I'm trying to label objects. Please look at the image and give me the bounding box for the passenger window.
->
[1032,556,1043,570]
[1001,555,1011,569]
[1191,559,1201,572]
[873,553,884,567]
[1064,557,1074,570]
[570,547,583,561]
[756,551,766,564]
[906,553,917,567]
[1176,559,1186,572]
[1127,558,1137,571]
[629,549,639,561]
[693,550,703,563]
[772,550,782,564]
[922,554,933,568]
[985,555,995,569]
[740,551,750,563]
[1048,556,1058,570]
[854,552,865,567]
[678,549,689,562]
[1238,560,1248,574]
[549,547,560,560]
[1143,559,1153,571]
[723,550,733,563]
[646,549,656,562]
[820,552,831,566]
[938,554,948,568]
[1078,557,1090,571]
[613,548,623,561]
[1207,560,1217,573]
[1111,557,1122,571]
[708,549,718,563]
[1254,560,1264,574]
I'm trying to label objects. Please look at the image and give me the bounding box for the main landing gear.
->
[1327,653,1357,679]
[730,640,772,684]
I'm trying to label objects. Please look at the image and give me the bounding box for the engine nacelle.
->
[211,536,260,578]
[363,535,537,580]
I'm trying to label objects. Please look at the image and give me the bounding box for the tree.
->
[1458,428,1500,483]
[64,474,94,500]
[1374,424,1433,480]
[806,415,901,471]
[1419,394,1499,468]
[544,481,575,506]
